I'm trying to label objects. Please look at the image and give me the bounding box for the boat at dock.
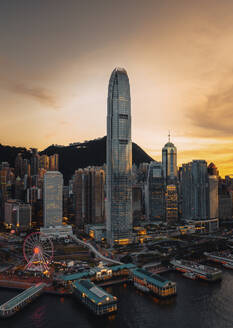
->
[170,259,222,282]
[204,252,233,269]
[223,263,233,270]
[182,272,197,280]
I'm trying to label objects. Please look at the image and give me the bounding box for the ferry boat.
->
[204,252,233,267]
[223,263,233,270]
[170,259,222,282]
[182,272,197,280]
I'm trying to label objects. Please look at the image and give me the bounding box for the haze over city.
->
[1,0,233,176]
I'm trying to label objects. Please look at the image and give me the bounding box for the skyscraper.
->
[208,163,218,220]
[106,67,132,246]
[15,153,23,178]
[40,155,50,170]
[49,154,59,171]
[145,161,165,220]
[162,134,177,185]
[165,184,178,223]
[43,171,63,227]
[73,166,105,227]
[181,160,209,220]
[30,148,40,176]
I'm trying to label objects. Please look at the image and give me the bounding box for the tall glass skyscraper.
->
[106,67,132,246]
[43,171,63,227]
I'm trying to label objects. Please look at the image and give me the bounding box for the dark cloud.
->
[186,81,233,136]
[0,78,59,110]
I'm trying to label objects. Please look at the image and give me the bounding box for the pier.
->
[131,268,177,298]
[0,283,46,317]
[73,279,117,315]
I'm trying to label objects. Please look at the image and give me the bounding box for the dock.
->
[73,279,117,315]
[131,268,177,298]
[0,283,46,317]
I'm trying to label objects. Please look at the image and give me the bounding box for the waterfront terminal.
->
[72,279,117,315]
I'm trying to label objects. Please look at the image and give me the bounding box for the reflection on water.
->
[108,314,116,321]
[0,270,233,328]
[30,305,46,328]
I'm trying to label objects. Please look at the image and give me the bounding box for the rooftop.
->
[61,263,136,281]
[73,279,116,304]
[132,268,174,288]
[0,283,46,311]
[163,142,175,148]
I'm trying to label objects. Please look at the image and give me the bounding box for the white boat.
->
[182,272,197,280]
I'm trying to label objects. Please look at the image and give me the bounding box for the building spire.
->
[168,130,171,142]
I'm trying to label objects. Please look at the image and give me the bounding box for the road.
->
[71,235,122,265]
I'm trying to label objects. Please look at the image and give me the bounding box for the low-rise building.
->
[40,225,73,239]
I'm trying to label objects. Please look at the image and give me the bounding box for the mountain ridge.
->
[0,136,153,182]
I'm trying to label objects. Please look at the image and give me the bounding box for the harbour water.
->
[0,269,233,328]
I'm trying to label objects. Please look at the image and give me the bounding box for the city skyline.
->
[1,0,233,177]
[0,1,233,326]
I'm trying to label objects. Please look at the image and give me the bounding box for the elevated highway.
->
[71,235,122,265]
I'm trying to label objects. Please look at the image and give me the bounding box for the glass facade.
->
[162,142,177,185]
[165,184,178,223]
[180,160,209,221]
[145,161,165,220]
[73,167,105,226]
[208,175,218,219]
[106,68,132,246]
[43,171,63,227]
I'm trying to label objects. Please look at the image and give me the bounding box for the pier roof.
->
[61,263,136,281]
[0,283,46,312]
[110,263,136,272]
[73,279,116,304]
[61,271,91,281]
[132,268,174,288]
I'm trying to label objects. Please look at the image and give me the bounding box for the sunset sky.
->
[0,0,233,176]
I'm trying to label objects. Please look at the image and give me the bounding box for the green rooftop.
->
[131,268,173,288]
[73,279,117,304]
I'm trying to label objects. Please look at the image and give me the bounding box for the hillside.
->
[0,136,153,182]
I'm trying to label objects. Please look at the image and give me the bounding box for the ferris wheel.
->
[23,232,54,272]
